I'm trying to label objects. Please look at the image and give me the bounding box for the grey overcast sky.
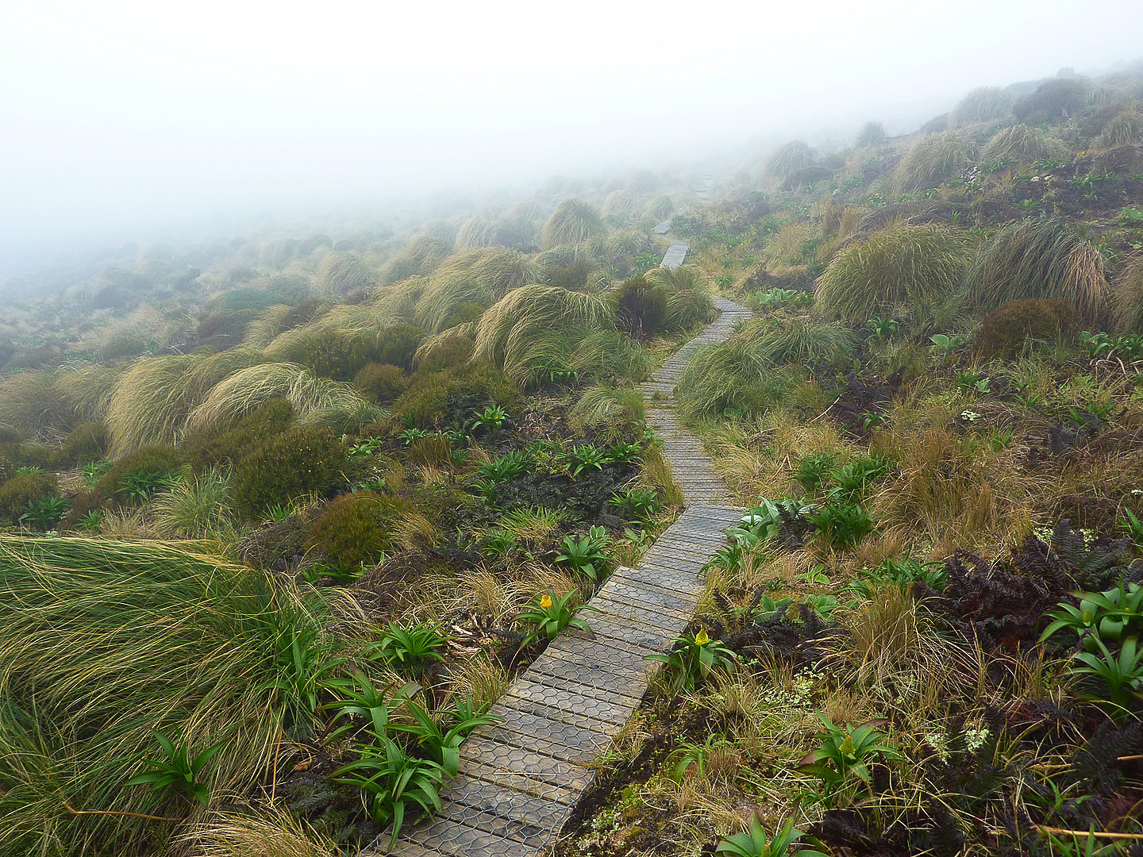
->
[1,0,1141,261]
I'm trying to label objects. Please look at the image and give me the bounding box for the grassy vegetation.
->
[2,60,1143,857]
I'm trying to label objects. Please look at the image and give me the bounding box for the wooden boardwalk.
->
[660,241,689,269]
[369,295,751,857]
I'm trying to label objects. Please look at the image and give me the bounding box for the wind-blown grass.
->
[675,340,782,421]
[0,536,320,856]
[454,217,494,250]
[54,365,124,423]
[413,273,492,333]
[540,200,604,249]
[431,248,539,298]
[737,317,857,364]
[949,87,1012,125]
[1111,253,1143,333]
[316,252,375,296]
[602,189,638,220]
[0,370,76,440]
[816,225,971,321]
[764,141,814,180]
[181,809,341,857]
[1095,109,1142,149]
[893,131,973,192]
[377,235,452,285]
[569,384,646,430]
[961,218,1108,320]
[471,285,612,377]
[186,363,378,435]
[150,466,237,539]
[980,124,1068,164]
[105,356,198,457]
[644,266,717,331]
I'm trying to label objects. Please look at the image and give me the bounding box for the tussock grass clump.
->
[54,365,123,423]
[0,537,314,856]
[186,363,375,436]
[316,251,376,296]
[243,300,331,349]
[0,370,76,440]
[232,426,347,519]
[1111,253,1143,333]
[675,341,790,421]
[105,356,198,457]
[540,200,604,249]
[265,322,422,379]
[432,247,539,298]
[764,141,814,180]
[412,274,491,334]
[602,189,638,220]
[816,225,970,321]
[893,131,973,192]
[471,285,611,378]
[737,317,857,364]
[645,265,717,331]
[151,466,236,539]
[973,298,1080,359]
[570,384,645,431]
[980,124,1068,164]
[613,276,667,338]
[182,809,340,857]
[962,218,1108,320]
[1095,108,1143,149]
[949,86,1012,125]
[378,235,452,285]
[454,216,494,250]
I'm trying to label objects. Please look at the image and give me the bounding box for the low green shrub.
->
[1013,77,1089,125]
[306,491,411,570]
[56,421,110,466]
[0,472,59,524]
[78,446,186,516]
[395,362,518,428]
[233,427,348,520]
[184,398,297,472]
[973,298,1081,359]
[613,276,668,338]
[353,363,409,404]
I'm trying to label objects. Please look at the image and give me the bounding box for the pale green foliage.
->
[764,141,814,179]
[540,200,604,249]
[981,124,1068,164]
[470,285,612,377]
[893,131,973,192]
[181,809,341,857]
[1095,109,1143,148]
[949,86,1013,125]
[816,225,970,321]
[186,362,376,435]
[316,252,375,295]
[1111,253,1143,333]
[962,218,1108,320]
[150,466,237,539]
[0,370,75,440]
[454,217,494,250]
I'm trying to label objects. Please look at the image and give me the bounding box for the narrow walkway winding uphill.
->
[368,292,751,857]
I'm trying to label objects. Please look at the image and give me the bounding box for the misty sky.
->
[2,0,1142,263]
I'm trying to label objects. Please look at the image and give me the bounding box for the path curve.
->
[368,292,751,857]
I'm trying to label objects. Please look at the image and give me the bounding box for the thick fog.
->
[2,0,1141,264]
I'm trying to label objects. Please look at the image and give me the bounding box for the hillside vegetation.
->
[1,65,1143,857]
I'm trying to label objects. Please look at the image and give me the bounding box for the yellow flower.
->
[695,629,710,646]
[540,593,553,609]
